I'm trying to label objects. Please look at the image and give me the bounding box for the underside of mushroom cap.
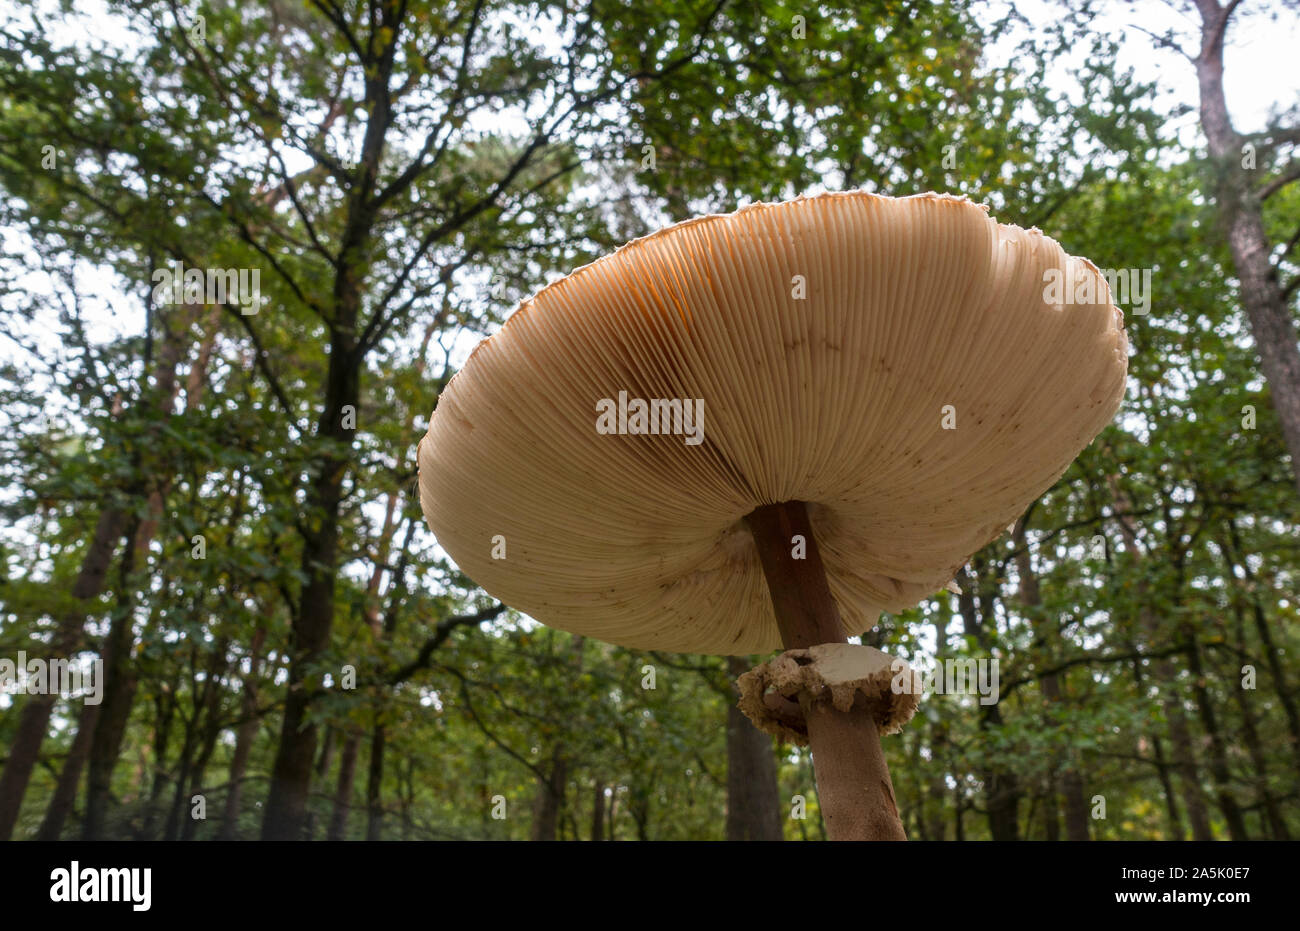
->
[418,190,1128,654]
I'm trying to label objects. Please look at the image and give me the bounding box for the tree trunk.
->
[1183,629,1248,839]
[1110,479,1214,840]
[1132,651,1186,839]
[81,514,144,841]
[528,635,585,841]
[219,627,265,840]
[530,749,568,841]
[923,604,950,841]
[399,760,414,841]
[1041,779,1061,842]
[365,724,386,841]
[1224,518,1300,772]
[81,659,140,840]
[178,642,230,842]
[1013,517,1088,840]
[260,47,390,834]
[1194,0,1300,494]
[590,782,606,841]
[262,333,359,840]
[160,700,199,843]
[337,492,401,843]
[1150,634,1212,838]
[33,303,215,842]
[33,699,99,841]
[1230,652,1289,838]
[957,560,1020,840]
[218,717,260,841]
[0,507,124,840]
[139,687,176,840]
[46,582,178,842]
[725,654,784,841]
[606,787,619,841]
[0,294,196,840]
[628,783,650,841]
[1218,543,1290,839]
[1062,770,1090,842]
[177,726,220,842]
[327,731,361,840]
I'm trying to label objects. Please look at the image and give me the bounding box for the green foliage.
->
[0,0,1295,841]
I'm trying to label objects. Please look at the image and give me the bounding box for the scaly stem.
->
[744,501,906,841]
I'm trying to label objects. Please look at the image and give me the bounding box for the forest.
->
[0,0,1297,844]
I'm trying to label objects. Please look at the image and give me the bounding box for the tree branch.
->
[389,603,506,684]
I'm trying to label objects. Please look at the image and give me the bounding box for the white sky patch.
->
[983,0,1300,141]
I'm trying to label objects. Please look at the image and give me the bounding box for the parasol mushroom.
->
[417,190,1127,840]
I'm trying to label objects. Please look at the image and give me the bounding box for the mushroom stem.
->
[744,501,907,841]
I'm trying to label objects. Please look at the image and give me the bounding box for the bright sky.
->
[987,0,1300,139]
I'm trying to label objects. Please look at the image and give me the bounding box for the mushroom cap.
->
[417,191,1127,654]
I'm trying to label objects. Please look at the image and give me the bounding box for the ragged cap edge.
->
[736,644,922,745]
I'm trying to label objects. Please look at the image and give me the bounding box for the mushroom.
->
[417,191,1127,840]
